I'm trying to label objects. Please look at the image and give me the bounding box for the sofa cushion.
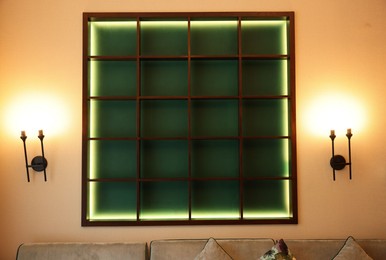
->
[333,237,373,260]
[150,238,274,260]
[194,238,232,260]
[16,242,147,260]
[260,239,296,260]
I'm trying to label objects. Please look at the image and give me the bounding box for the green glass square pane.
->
[241,20,288,55]
[191,180,239,219]
[141,60,188,96]
[191,140,239,178]
[242,60,288,96]
[243,180,292,219]
[191,100,238,137]
[191,20,238,55]
[242,99,289,136]
[89,60,137,97]
[89,181,137,220]
[89,21,137,56]
[89,140,137,179]
[140,181,189,220]
[191,60,238,96]
[141,100,188,138]
[243,139,290,178]
[89,100,136,138]
[141,140,188,178]
[140,20,188,56]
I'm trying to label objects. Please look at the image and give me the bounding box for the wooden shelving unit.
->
[82,12,297,226]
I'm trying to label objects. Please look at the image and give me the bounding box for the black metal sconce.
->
[329,129,352,181]
[20,130,48,182]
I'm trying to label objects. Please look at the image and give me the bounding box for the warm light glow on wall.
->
[4,91,69,137]
[305,92,366,137]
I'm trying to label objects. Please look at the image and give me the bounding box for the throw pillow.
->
[333,236,373,260]
[194,238,233,260]
[260,239,296,260]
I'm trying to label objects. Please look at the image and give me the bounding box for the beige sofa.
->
[16,238,386,259]
[149,238,386,259]
[16,242,147,260]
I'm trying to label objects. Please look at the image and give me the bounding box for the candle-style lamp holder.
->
[20,131,48,182]
[329,130,352,181]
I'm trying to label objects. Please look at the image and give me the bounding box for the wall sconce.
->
[329,129,352,181]
[20,130,48,182]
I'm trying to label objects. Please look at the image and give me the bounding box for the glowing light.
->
[140,20,188,28]
[191,212,240,220]
[4,91,69,137]
[190,20,238,28]
[305,92,366,137]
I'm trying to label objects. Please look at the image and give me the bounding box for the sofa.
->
[16,237,386,259]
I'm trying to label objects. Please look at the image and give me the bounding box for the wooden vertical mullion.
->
[288,13,297,222]
[187,16,192,221]
[237,16,244,220]
[82,13,91,225]
[136,16,141,222]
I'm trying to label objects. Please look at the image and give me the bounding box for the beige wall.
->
[1,0,386,259]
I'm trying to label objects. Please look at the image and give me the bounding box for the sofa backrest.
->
[149,238,274,260]
[286,239,386,259]
[16,242,147,260]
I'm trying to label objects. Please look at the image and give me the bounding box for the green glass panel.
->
[140,20,188,56]
[141,140,188,178]
[191,100,238,137]
[89,61,137,97]
[241,20,288,55]
[140,181,189,220]
[89,100,136,138]
[243,180,291,218]
[242,60,288,96]
[191,20,238,55]
[89,140,137,179]
[242,99,288,136]
[191,60,238,96]
[141,100,188,138]
[243,139,290,178]
[141,60,188,96]
[89,21,137,56]
[90,182,137,219]
[191,180,239,219]
[191,140,239,178]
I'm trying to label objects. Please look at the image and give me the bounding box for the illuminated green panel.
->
[242,60,288,96]
[141,140,188,178]
[89,100,136,138]
[241,20,288,55]
[89,181,137,220]
[191,100,238,137]
[140,21,188,56]
[191,140,239,178]
[141,100,188,138]
[242,99,289,136]
[89,60,137,97]
[89,140,137,179]
[140,181,189,220]
[243,180,291,219]
[191,60,238,96]
[89,21,137,56]
[191,20,238,55]
[191,180,239,219]
[141,60,188,96]
[243,139,289,178]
